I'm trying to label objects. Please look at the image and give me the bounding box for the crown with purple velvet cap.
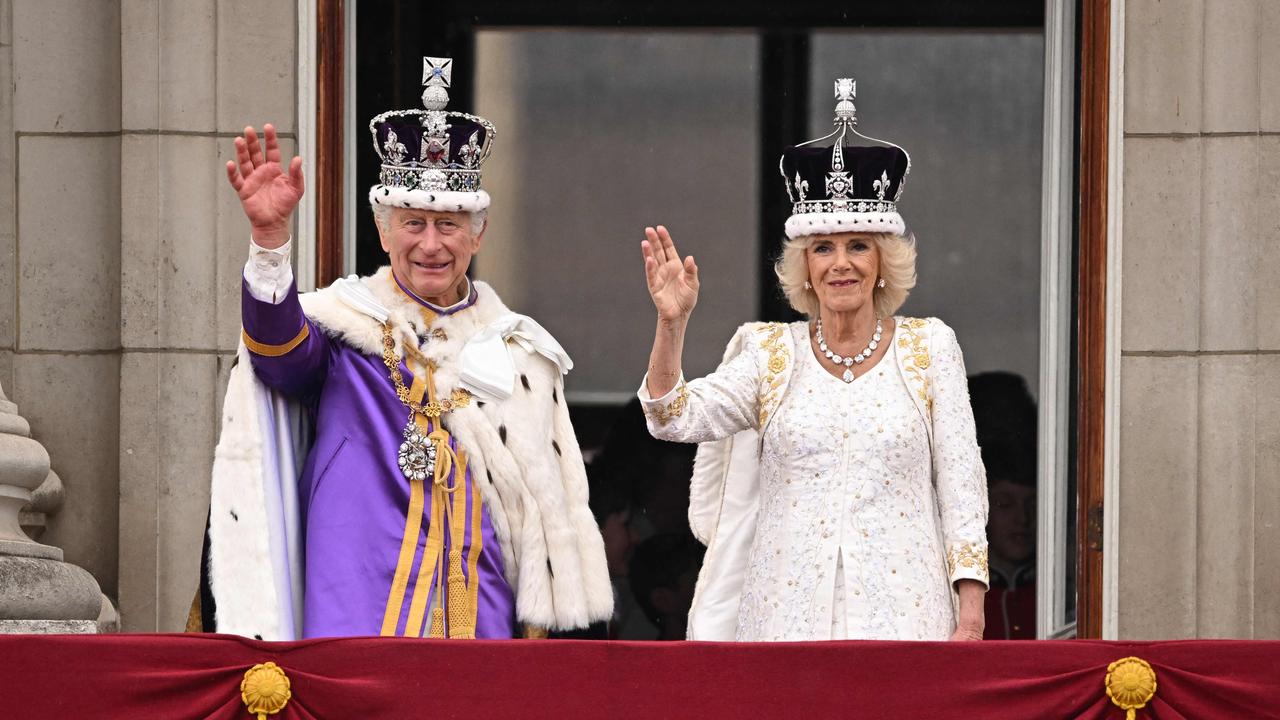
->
[368,57,496,214]
[780,78,912,239]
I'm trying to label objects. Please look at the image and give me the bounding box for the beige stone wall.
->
[1,1,13,395]
[115,0,297,631]
[3,0,296,632]
[1117,0,1280,638]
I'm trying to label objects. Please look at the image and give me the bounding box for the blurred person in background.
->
[629,533,707,640]
[969,372,1037,640]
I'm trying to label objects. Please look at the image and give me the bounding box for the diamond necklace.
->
[815,316,882,383]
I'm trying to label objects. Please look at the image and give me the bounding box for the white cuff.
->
[637,372,686,403]
[637,373,689,427]
[244,235,294,304]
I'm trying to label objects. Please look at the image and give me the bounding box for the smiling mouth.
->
[828,279,859,287]
[412,260,451,271]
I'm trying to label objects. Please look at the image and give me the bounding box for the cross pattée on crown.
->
[423,56,453,88]
[835,78,855,102]
[421,56,453,111]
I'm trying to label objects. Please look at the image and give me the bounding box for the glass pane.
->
[474,30,761,401]
[474,30,760,639]
[811,30,1046,638]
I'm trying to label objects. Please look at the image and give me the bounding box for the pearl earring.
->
[804,281,812,290]
[877,278,886,288]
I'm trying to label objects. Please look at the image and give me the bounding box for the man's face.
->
[987,479,1036,564]
[377,208,483,305]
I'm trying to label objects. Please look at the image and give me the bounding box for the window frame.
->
[304,0,1113,638]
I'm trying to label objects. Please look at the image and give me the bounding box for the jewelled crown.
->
[779,79,911,239]
[368,57,496,213]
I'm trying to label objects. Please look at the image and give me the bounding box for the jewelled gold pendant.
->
[397,417,436,482]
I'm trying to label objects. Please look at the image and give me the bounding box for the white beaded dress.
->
[640,318,988,641]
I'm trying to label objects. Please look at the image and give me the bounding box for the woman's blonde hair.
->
[774,232,917,318]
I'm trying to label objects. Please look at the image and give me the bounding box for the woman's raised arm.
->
[641,225,699,398]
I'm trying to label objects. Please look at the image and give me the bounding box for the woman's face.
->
[806,233,881,316]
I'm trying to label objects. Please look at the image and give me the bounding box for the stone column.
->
[0,381,114,633]
[1117,0,1280,639]
[9,0,123,624]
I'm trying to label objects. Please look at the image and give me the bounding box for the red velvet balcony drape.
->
[2,635,1278,719]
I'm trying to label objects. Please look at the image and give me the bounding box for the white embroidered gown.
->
[641,319,987,641]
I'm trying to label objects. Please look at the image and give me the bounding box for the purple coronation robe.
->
[241,278,516,639]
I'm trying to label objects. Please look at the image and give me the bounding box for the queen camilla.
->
[638,79,989,642]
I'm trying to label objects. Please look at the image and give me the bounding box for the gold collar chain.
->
[380,323,472,417]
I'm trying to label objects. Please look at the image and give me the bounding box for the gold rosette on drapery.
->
[1105,656,1157,720]
[241,662,291,719]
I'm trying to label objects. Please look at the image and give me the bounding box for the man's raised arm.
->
[225,124,328,395]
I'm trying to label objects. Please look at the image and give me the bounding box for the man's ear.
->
[376,211,392,253]
[471,220,487,253]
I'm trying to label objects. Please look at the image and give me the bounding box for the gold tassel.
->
[446,547,475,639]
[428,607,446,638]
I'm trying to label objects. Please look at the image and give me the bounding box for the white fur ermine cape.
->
[207,269,613,639]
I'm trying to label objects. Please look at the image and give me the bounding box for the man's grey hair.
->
[371,203,487,235]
